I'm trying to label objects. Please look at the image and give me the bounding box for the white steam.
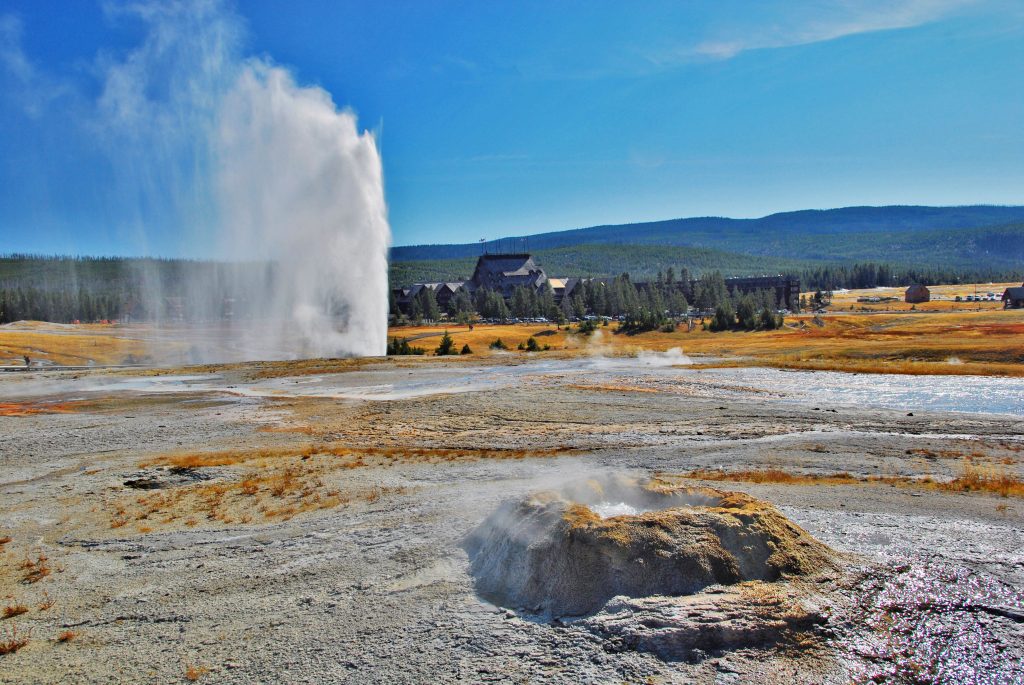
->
[216,63,390,358]
[582,331,692,370]
[636,347,692,367]
[15,0,391,360]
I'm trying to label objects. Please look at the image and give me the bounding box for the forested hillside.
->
[392,206,1024,266]
[389,244,1019,292]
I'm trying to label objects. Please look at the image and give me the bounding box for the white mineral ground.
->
[0,356,1022,684]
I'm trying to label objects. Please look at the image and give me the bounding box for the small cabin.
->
[904,284,930,304]
[1003,286,1024,309]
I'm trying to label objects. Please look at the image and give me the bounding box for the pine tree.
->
[435,331,456,355]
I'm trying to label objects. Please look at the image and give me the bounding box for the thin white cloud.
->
[0,15,32,80]
[0,14,73,116]
[509,0,1001,82]
[660,0,983,63]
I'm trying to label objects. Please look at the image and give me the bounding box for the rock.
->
[580,585,827,662]
[123,466,213,490]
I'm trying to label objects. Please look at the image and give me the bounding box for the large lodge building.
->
[393,253,801,316]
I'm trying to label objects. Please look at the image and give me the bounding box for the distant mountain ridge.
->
[391,205,1024,262]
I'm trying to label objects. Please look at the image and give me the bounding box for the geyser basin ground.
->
[466,476,837,618]
[0,356,1022,683]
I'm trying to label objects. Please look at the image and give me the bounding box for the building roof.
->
[473,253,541,278]
[1003,287,1024,299]
[469,253,547,294]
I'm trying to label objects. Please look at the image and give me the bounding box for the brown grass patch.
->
[569,383,660,394]
[0,326,151,366]
[56,630,77,643]
[37,592,54,611]
[943,459,1024,498]
[748,358,1024,378]
[113,446,444,530]
[241,356,390,380]
[388,324,573,358]
[107,443,567,531]
[20,554,50,584]
[905,448,982,460]
[0,624,29,655]
[184,664,209,681]
[681,469,860,486]
[144,444,573,470]
[386,309,1024,378]
[0,536,10,547]
[679,458,1024,498]
[258,424,318,435]
[2,605,28,619]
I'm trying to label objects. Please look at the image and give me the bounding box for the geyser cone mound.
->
[465,475,837,617]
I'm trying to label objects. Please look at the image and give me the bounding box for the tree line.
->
[0,287,126,324]
[3,254,1017,326]
[392,269,788,333]
[798,262,1016,291]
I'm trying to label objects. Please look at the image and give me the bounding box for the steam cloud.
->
[5,1,391,360]
[216,63,390,359]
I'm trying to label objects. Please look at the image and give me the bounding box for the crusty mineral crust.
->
[466,478,837,617]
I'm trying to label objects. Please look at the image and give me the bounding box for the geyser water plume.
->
[76,0,390,362]
[215,62,390,359]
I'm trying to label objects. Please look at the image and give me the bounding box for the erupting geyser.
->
[465,475,837,617]
[90,1,391,362]
[216,63,390,359]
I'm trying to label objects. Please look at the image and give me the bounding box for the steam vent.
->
[465,475,837,618]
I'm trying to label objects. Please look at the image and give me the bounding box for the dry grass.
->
[143,444,572,470]
[388,324,573,357]
[682,310,1024,378]
[568,383,660,394]
[231,356,390,380]
[0,624,29,655]
[184,664,209,681]
[905,447,983,460]
[3,297,1020,377]
[20,554,51,584]
[943,459,1024,498]
[117,443,573,531]
[0,325,150,366]
[736,358,1024,377]
[2,605,28,619]
[56,630,77,643]
[37,592,54,611]
[386,308,1024,377]
[0,536,10,547]
[825,282,1019,313]
[680,457,1024,498]
[681,468,861,486]
[122,472,402,528]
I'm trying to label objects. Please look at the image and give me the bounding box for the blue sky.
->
[1,0,1022,255]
